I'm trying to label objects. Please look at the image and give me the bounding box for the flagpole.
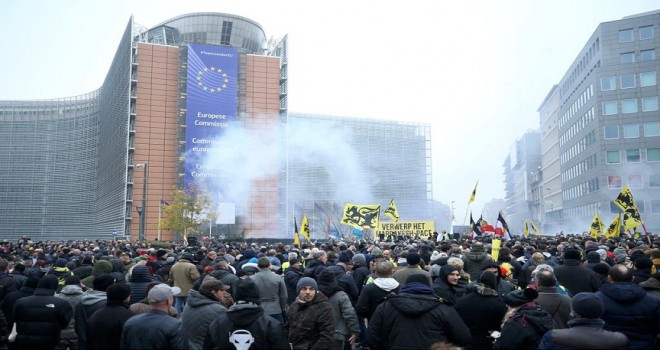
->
[463,203,471,225]
[158,203,162,241]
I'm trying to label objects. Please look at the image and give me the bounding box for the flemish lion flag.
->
[468,180,479,204]
[293,216,301,248]
[613,185,642,231]
[530,220,541,236]
[301,215,311,241]
[605,214,621,239]
[384,199,399,222]
[340,203,381,229]
[589,214,604,239]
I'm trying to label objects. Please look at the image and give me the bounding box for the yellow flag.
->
[301,215,311,241]
[605,214,621,238]
[523,221,529,237]
[340,203,381,229]
[384,199,399,222]
[530,221,541,236]
[613,185,642,230]
[491,239,501,262]
[589,214,604,239]
[468,181,479,204]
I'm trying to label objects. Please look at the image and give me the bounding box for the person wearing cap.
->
[392,252,432,287]
[181,279,231,350]
[368,274,471,349]
[456,270,508,350]
[47,258,74,292]
[288,277,335,350]
[476,259,518,299]
[74,273,115,349]
[539,292,629,349]
[595,264,660,350]
[632,256,653,284]
[168,252,200,314]
[73,255,94,280]
[494,288,553,350]
[317,269,360,349]
[433,264,462,305]
[128,281,179,317]
[207,259,240,298]
[86,283,134,350]
[249,257,288,324]
[284,258,304,305]
[351,253,371,294]
[204,278,288,350]
[12,275,73,349]
[553,248,600,295]
[120,283,187,350]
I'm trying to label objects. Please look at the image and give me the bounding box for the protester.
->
[317,269,360,349]
[287,277,335,350]
[168,252,200,314]
[250,257,287,324]
[74,273,115,349]
[181,278,231,350]
[554,248,600,295]
[86,283,134,350]
[392,252,432,286]
[534,270,572,329]
[356,260,399,321]
[55,275,84,349]
[494,288,553,350]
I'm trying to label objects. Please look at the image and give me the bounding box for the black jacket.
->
[127,265,153,304]
[287,291,335,350]
[352,266,371,293]
[539,318,629,349]
[355,278,399,320]
[432,265,460,304]
[284,267,303,305]
[367,283,472,349]
[120,309,187,350]
[455,283,508,350]
[494,302,553,350]
[204,302,288,350]
[13,288,73,349]
[553,259,600,295]
[86,301,135,350]
[1,285,34,326]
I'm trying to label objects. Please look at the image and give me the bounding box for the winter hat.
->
[480,259,499,270]
[235,278,261,304]
[106,283,132,303]
[440,264,459,281]
[406,252,421,265]
[338,252,351,264]
[430,251,442,262]
[613,247,627,256]
[478,270,498,290]
[592,263,610,277]
[571,292,604,319]
[503,287,539,307]
[634,256,653,269]
[586,251,601,263]
[351,254,366,266]
[371,247,383,256]
[615,254,630,264]
[37,275,59,290]
[596,249,607,261]
[156,249,168,258]
[405,273,431,286]
[93,274,116,292]
[563,248,581,260]
[296,277,318,295]
[55,258,68,267]
[65,275,81,286]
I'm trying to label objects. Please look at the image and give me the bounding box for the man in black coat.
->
[356,260,399,321]
[12,275,73,349]
[368,274,471,349]
[554,248,600,295]
[86,283,134,350]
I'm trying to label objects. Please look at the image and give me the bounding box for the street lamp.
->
[135,163,148,241]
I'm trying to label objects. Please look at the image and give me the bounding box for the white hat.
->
[147,284,181,303]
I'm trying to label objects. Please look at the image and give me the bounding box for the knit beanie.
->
[296,277,318,295]
[236,278,261,304]
[571,292,603,319]
[351,253,366,266]
[405,274,431,286]
[503,288,538,307]
[55,258,68,268]
[592,263,610,276]
[478,270,498,290]
[371,247,383,256]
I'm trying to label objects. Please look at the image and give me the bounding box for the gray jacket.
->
[55,284,83,340]
[250,268,287,315]
[181,289,227,350]
[327,290,360,341]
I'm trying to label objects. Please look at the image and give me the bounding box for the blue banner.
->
[184,44,238,188]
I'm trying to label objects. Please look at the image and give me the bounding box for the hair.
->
[609,264,633,282]
[257,257,270,269]
[375,260,394,277]
[312,251,326,260]
[531,264,554,281]
[536,270,557,287]
[446,257,464,271]
[288,252,298,261]
[200,279,225,293]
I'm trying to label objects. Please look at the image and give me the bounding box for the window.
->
[601,76,616,91]
[638,201,646,214]
[621,52,635,64]
[640,25,654,40]
[652,174,660,187]
[642,96,659,111]
[652,200,660,213]
[623,124,640,138]
[606,150,620,164]
[648,148,660,162]
[640,71,656,86]
[621,98,638,113]
[604,125,619,139]
[620,74,636,89]
[644,122,660,136]
[608,175,622,189]
[602,100,618,115]
[626,149,641,162]
[641,49,655,61]
[628,175,643,188]
[620,29,634,42]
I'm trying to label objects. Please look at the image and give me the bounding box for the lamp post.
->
[135,163,148,241]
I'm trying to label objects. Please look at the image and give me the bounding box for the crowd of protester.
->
[0,231,658,349]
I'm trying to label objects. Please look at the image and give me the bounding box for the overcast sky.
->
[2,0,660,223]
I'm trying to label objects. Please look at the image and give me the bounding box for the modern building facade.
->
[0,12,433,241]
[502,131,541,233]
[540,10,660,233]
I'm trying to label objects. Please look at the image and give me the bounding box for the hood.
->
[130,265,152,282]
[374,277,399,292]
[388,293,441,316]
[59,284,83,295]
[599,282,647,304]
[92,260,113,276]
[186,289,220,308]
[464,251,487,262]
[210,268,231,280]
[513,305,554,333]
[317,270,340,297]
[473,283,499,296]
[81,289,107,305]
[440,264,459,283]
[227,302,264,327]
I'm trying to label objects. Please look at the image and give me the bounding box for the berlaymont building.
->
[0,13,432,241]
